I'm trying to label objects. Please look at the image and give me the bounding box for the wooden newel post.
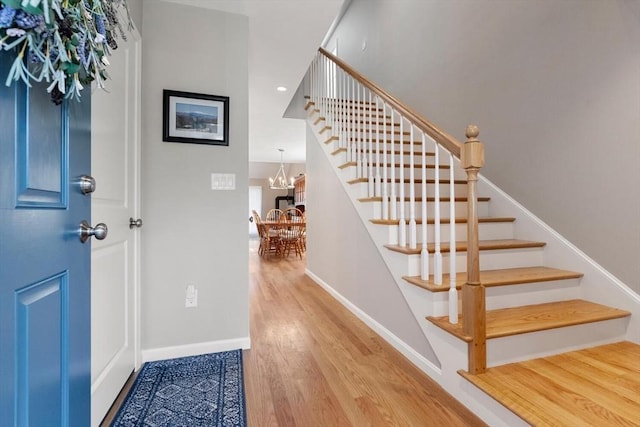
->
[461,124,487,374]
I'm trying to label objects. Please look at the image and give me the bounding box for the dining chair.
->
[278,222,305,259]
[265,208,283,222]
[283,207,304,222]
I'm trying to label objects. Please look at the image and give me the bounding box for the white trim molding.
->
[142,337,251,364]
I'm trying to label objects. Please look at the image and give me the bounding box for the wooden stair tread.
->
[372,217,515,226]
[428,299,631,341]
[348,177,467,185]
[339,162,450,170]
[333,148,436,157]
[385,239,546,255]
[347,138,423,144]
[404,266,582,292]
[324,135,340,144]
[458,341,640,426]
[359,196,490,202]
[341,120,401,126]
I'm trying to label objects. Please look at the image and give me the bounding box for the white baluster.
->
[309,56,314,108]
[336,66,344,148]
[381,101,389,221]
[325,56,329,123]
[340,70,347,149]
[315,55,319,113]
[331,62,340,139]
[323,55,328,120]
[408,124,417,249]
[357,83,363,179]
[350,77,356,164]
[433,141,443,285]
[345,76,351,161]
[319,55,324,117]
[328,59,333,135]
[332,62,336,138]
[333,63,338,139]
[374,96,381,198]
[338,69,342,141]
[368,90,374,197]
[390,110,397,221]
[398,117,407,247]
[448,151,458,323]
[420,132,429,281]
[320,55,325,118]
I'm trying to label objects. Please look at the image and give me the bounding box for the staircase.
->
[303,48,640,426]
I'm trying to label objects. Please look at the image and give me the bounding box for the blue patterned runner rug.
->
[111,349,247,426]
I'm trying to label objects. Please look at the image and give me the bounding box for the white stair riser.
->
[362,200,491,221]
[353,181,468,198]
[326,143,443,163]
[327,139,435,157]
[486,318,629,367]
[368,221,514,245]
[486,279,582,310]
[334,160,467,182]
[430,279,582,316]
[386,246,545,277]
[341,137,430,148]
[359,166,467,181]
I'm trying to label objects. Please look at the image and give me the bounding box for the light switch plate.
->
[211,173,235,190]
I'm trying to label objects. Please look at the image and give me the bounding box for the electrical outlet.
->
[185,283,198,308]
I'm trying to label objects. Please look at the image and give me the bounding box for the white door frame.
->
[90,25,142,426]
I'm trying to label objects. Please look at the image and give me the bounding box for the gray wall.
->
[141,1,249,350]
[305,126,439,364]
[328,0,640,293]
[126,0,143,33]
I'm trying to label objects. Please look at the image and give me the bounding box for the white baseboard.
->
[142,337,251,363]
[305,268,442,378]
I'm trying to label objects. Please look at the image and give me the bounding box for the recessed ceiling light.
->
[276,86,287,92]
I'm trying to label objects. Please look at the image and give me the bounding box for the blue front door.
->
[0,53,91,425]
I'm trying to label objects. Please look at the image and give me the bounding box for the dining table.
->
[259,219,306,258]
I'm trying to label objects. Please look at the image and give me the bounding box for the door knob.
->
[78,175,96,194]
[79,220,108,243]
[129,217,143,229]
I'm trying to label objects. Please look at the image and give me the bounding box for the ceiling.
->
[160,0,345,164]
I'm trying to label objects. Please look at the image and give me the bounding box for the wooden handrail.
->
[318,47,462,158]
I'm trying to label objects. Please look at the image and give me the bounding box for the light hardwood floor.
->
[460,341,640,426]
[244,240,484,426]
[101,241,485,426]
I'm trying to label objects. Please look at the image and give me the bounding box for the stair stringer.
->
[477,176,640,343]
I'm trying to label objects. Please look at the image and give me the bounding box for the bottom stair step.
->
[427,299,631,341]
[458,341,640,426]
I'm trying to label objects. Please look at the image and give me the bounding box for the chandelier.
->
[269,149,295,190]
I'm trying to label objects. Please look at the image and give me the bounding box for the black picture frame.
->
[162,90,229,146]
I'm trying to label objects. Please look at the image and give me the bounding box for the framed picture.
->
[163,90,229,146]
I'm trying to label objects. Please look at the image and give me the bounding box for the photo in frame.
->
[163,90,229,146]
